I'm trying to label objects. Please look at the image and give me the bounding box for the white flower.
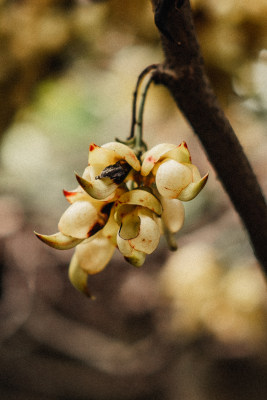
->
[117,207,161,267]
[35,140,208,297]
[35,180,119,296]
[114,189,162,267]
[76,142,141,200]
[68,233,116,297]
[141,142,208,201]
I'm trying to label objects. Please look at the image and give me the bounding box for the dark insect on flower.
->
[96,160,132,184]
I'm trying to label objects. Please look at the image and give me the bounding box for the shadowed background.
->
[0,1,267,399]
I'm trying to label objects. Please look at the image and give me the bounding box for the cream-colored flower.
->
[35,189,114,247]
[141,142,208,201]
[76,142,141,200]
[35,139,208,297]
[117,207,161,267]
[35,179,119,296]
[67,201,119,295]
[114,189,162,267]
[68,232,116,298]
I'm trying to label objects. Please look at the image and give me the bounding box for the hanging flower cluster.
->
[35,140,208,296]
[35,65,208,297]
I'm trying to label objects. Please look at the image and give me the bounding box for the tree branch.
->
[151,0,267,271]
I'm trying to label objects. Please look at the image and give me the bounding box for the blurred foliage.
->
[0,1,267,400]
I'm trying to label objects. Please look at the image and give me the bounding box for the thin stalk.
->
[129,64,159,140]
[135,76,154,149]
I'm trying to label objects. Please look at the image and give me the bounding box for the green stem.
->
[116,65,159,157]
[129,64,159,140]
[135,75,154,151]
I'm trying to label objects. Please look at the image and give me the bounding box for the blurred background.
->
[0,0,267,399]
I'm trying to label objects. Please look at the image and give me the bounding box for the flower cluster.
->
[35,141,208,296]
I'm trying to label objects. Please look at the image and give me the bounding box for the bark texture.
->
[151,0,267,271]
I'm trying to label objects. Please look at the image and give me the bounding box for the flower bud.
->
[156,159,193,199]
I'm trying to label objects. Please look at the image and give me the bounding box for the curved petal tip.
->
[178,173,209,201]
[34,231,83,250]
[75,173,117,200]
[124,250,146,268]
[68,254,95,298]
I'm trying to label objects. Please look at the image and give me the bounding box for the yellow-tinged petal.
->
[88,143,118,175]
[125,251,146,267]
[58,201,100,239]
[65,165,123,205]
[102,206,120,245]
[117,233,135,257]
[185,163,201,182]
[119,212,140,240]
[114,204,136,225]
[63,189,89,204]
[178,173,209,201]
[82,166,128,201]
[102,142,141,171]
[82,165,94,180]
[156,159,192,199]
[129,211,160,254]
[68,253,92,297]
[115,189,162,216]
[34,231,83,249]
[164,141,191,163]
[76,173,118,200]
[141,143,177,176]
[116,234,146,267]
[141,142,193,176]
[161,198,185,233]
[75,235,115,274]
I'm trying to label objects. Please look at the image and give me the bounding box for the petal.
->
[116,234,146,267]
[88,143,118,175]
[117,233,135,257]
[102,206,120,245]
[117,209,160,257]
[156,159,193,199]
[119,212,140,240]
[164,141,191,164]
[114,204,136,225]
[185,163,201,182]
[129,212,161,254]
[65,165,119,205]
[58,201,100,239]
[115,189,162,217]
[75,235,115,274]
[161,198,185,233]
[178,173,209,201]
[34,231,83,249]
[68,253,92,297]
[63,189,89,204]
[141,143,177,176]
[82,166,127,201]
[76,173,118,200]
[125,251,146,267]
[82,165,95,180]
[141,142,193,177]
[102,142,141,171]
[163,230,178,251]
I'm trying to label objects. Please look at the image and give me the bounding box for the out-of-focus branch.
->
[151,0,267,271]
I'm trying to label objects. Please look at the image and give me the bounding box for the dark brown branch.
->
[151,0,267,270]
